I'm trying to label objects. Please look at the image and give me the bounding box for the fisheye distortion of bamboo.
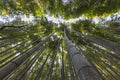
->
[0,0,120,80]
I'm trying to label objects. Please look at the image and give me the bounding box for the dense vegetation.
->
[0,0,120,80]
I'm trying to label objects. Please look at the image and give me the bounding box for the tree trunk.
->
[45,39,60,80]
[35,50,51,80]
[61,43,65,80]
[67,27,120,54]
[68,54,75,80]
[0,40,27,54]
[85,35,120,54]
[64,29,103,80]
[0,25,27,31]
[0,32,54,79]
[12,47,45,80]
[45,51,57,80]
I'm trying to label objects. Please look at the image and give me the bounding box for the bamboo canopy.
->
[0,0,120,80]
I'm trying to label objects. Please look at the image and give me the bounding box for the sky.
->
[0,14,84,24]
[1,13,120,25]
[45,14,100,24]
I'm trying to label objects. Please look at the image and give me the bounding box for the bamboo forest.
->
[0,0,120,80]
